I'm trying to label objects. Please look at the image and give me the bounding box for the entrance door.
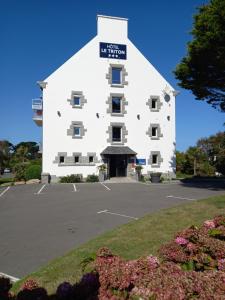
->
[109,155,127,177]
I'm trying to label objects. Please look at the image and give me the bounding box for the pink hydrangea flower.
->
[204,220,216,229]
[186,242,196,251]
[147,255,159,268]
[218,259,225,271]
[175,237,189,245]
[21,279,38,290]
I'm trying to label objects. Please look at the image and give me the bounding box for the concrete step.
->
[104,177,137,183]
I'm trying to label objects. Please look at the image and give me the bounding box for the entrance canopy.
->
[101,146,137,156]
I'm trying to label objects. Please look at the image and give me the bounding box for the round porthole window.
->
[164,93,170,102]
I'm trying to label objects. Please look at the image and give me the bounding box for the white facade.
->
[36,15,176,181]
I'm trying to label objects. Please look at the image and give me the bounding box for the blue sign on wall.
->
[100,42,127,60]
[136,159,146,165]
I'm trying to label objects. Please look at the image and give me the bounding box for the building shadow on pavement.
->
[179,178,225,191]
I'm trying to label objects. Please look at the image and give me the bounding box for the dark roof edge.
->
[101,146,137,155]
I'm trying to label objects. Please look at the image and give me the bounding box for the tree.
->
[0,140,14,174]
[197,132,225,175]
[176,151,186,173]
[179,146,214,176]
[14,142,39,160]
[14,145,29,163]
[174,0,225,111]
[185,147,205,176]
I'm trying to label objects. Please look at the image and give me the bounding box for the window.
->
[152,127,158,137]
[89,156,94,163]
[112,97,121,113]
[74,126,80,136]
[112,67,122,84]
[59,156,64,163]
[147,96,161,112]
[68,91,87,109]
[112,126,121,142]
[73,96,80,106]
[151,98,157,109]
[74,156,79,163]
[152,154,158,165]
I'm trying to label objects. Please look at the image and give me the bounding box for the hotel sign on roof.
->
[99,42,127,60]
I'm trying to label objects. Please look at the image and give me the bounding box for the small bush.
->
[159,215,225,271]
[60,174,82,183]
[139,174,146,182]
[135,165,143,173]
[25,165,41,181]
[98,164,107,172]
[86,174,99,182]
[13,162,29,181]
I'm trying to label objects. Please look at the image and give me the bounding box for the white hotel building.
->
[32,15,177,183]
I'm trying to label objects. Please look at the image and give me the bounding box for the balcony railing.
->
[32,98,42,126]
[32,98,42,110]
[33,110,42,126]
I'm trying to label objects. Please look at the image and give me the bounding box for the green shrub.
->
[135,165,143,173]
[60,174,82,183]
[139,174,146,182]
[29,158,42,166]
[13,162,29,181]
[86,174,99,182]
[25,165,41,181]
[98,164,107,172]
[0,178,14,186]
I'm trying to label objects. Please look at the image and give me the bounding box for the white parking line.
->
[0,186,10,197]
[0,272,20,282]
[73,183,77,192]
[35,184,46,195]
[167,195,196,201]
[100,182,111,191]
[97,209,138,220]
[97,209,108,213]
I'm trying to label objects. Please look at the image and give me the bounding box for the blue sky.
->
[0,0,224,151]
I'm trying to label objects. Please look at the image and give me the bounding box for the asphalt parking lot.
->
[0,180,224,279]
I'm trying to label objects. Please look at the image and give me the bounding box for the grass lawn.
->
[13,194,225,294]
